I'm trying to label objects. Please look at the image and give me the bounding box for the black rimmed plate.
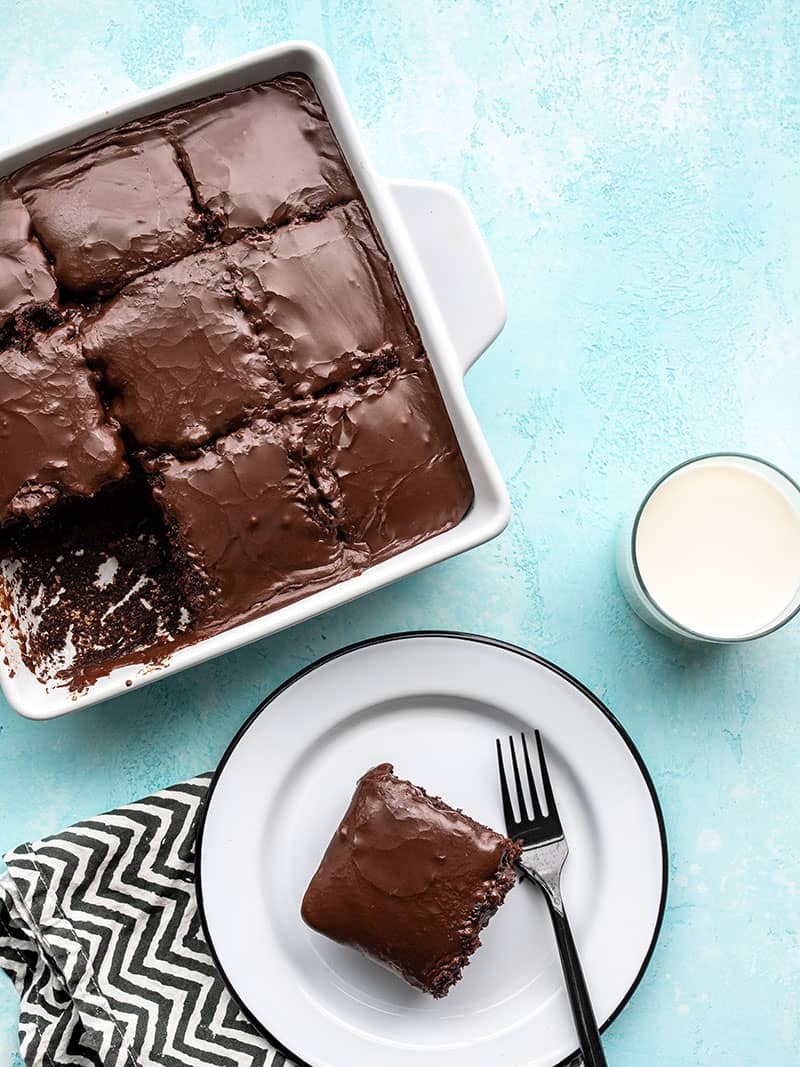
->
[197,632,667,1067]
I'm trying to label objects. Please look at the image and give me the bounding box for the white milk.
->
[634,458,800,640]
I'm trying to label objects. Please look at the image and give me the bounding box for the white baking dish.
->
[0,41,509,720]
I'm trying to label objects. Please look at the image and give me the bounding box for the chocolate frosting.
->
[0,185,57,325]
[301,764,521,997]
[148,418,351,625]
[13,131,204,295]
[172,75,357,238]
[230,202,420,395]
[83,248,283,452]
[0,325,127,523]
[314,370,473,559]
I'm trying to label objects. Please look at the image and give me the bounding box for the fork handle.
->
[545,897,608,1066]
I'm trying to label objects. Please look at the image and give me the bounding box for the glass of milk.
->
[617,454,800,642]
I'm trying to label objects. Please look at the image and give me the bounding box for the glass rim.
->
[630,451,800,643]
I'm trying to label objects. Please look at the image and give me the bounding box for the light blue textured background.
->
[2,1,799,1064]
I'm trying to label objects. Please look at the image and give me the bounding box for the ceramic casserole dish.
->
[0,40,509,719]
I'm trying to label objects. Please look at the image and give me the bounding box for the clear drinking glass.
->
[616,453,800,643]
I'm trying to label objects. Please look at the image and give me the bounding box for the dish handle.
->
[387,178,506,375]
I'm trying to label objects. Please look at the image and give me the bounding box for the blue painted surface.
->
[1,1,799,1063]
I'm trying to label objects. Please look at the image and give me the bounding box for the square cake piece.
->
[173,75,357,238]
[0,183,57,327]
[310,370,473,559]
[0,325,127,525]
[230,203,420,395]
[13,128,204,295]
[83,248,283,453]
[301,764,521,997]
[147,418,350,626]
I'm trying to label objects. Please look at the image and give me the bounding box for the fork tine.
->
[495,738,518,829]
[534,729,556,817]
[508,735,529,822]
[521,732,543,820]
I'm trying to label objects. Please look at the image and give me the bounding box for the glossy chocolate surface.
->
[148,418,352,626]
[172,76,357,237]
[0,185,57,325]
[301,764,521,997]
[13,130,204,295]
[314,370,473,559]
[0,479,188,689]
[83,247,281,452]
[0,325,127,524]
[0,73,473,687]
[231,203,420,394]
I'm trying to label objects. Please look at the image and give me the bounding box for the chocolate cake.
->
[229,202,420,394]
[0,480,189,689]
[168,77,359,237]
[83,247,281,452]
[146,417,353,626]
[301,764,521,997]
[311,371,475,560]
[0,325,127,524]
[13,128,205,295]
[0,73,474,688]
[0,183,57,326]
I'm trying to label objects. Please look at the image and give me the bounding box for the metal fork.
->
[496,731,607,1067]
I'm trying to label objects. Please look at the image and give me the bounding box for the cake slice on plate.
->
[301,763,521,997]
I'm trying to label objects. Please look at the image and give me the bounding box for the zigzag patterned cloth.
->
[0,774,295,1067]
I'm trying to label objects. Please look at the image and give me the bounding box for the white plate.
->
[198,633,667,1067]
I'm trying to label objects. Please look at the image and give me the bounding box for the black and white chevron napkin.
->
[0,774,294,1067]
[0,774,586,1067]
